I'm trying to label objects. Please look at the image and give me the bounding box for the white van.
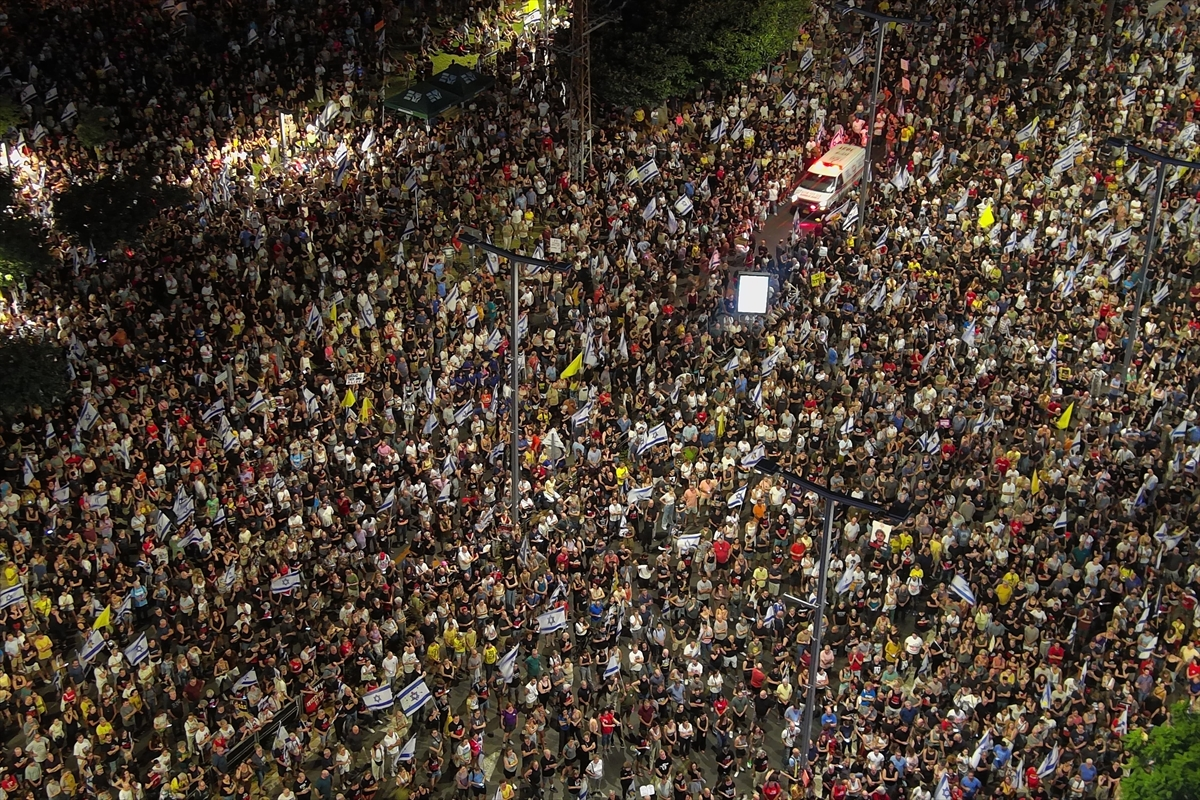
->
[789,144,866,214]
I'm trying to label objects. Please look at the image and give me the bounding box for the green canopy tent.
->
[383,83,458,121]
[429,63,495,102]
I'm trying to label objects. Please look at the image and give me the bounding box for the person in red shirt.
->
[761,777,782,800]
[1047,641,1065,667]
[749,663,766,690]
[598,707,619,749]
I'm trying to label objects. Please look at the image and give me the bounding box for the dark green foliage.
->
[1121,702,1200,800]
[74,106,115,150]
[0,96,23,135]
[0,171,14,210]
[54,174,185,251]
[0,336,70,413]
[591,0,809,106]
[0,212,52,281]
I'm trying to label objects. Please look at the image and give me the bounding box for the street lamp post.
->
[754,457,907,772]
[456,230,572,538]
[1105,138,1200,387]
[833,5,930,234]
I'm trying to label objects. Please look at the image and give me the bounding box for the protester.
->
[0,2,1199,800]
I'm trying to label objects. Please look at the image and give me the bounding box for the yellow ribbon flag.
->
[1056,401,1074,430]
[560,353,583,379]
[342,387,357,409]
[93,605,112,631]
[361,396,374,421]
[1030,470,1040,495]
[978,205,996,229]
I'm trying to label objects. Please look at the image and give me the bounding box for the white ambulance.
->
[789,144,867,214]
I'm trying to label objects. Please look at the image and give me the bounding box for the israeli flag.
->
[360,128,376,154]
[604,651,621,680]
[742,444,766,468]
[627,485,654,503]
[379,488,396,514]
[727,485,748,509]
[953,190,969,213]
[271,572,302,594]
[399,736,418,761]
[1006,159,1025,179]
[780,89,796,110]
[642,197,657,221]
[636,422,669,456]
[22,456,34,486]
[363,685,395,711]
[303,388,320,417]
[454,401,474,426]
[962,320,977,346]
[799,48,814,72]
[572,402,593,427]
[848,38,866,66]
[1091,200,1109,221]
[1153,283,1171,306]
[79,630,106,666]
[761,349,781,376]
[1054,46,1072,74]
[842,203,860,230]
[709,119,726,143]
[498,646,520,680]
[423,415,438,436]
[724,354,741,373]
[397,676,433,715]
[1037,744,1060,777]
[124,633,150,666]
[678,532,701,553]
[1155,524,1185,550]
[751,381,763,409]
[1054,508,1068,529]
[202,399,226,424]
[0,584,26,610]
[232,670,258,693]
[438,481,451,504]
[173,492,195,524]
[537,606,568,634]
[180,527,204,548]
[674,195,693,215]
[248,390,267,413]
[465,306,479,327]
[1015,119,1039,142]
[475,506,495,532]
[639,159,660,183]
[949,574,976,605]
[835,569,855,594]
[970,730,993,769]
[77,400,100,433]
[933,774,952,800]
[1041,679,1054,709]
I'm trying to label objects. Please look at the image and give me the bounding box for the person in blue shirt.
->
[993,740,1013,770]
[1079,758,1098,784]
[960,771,982,799]
[820,707,838,729]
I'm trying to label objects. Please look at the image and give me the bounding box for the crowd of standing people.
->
[1,2,1200,800]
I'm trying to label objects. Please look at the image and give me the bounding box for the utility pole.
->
[456,230,573,538]
[833,5,930,234]
[753,457,907,772]
[1105,138,1200,388]
[568,0,593,180]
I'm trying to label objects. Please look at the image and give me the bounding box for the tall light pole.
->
[1105,138,1200,387]
[753,457,907,772]
[833,4,930,234]
[456,229,572,538]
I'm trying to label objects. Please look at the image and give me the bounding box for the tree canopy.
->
[0,336,70,414]
[590,0,808,106]
[53,173,186,251]
[0,171,53,283]
[1122,702,1200,800]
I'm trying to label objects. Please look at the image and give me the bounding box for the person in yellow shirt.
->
[753,565,769,591]
[33,632,54,679]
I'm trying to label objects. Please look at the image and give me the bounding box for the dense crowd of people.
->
[1,1,1199,800]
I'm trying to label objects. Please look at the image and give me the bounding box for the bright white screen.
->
[736,273,771,314]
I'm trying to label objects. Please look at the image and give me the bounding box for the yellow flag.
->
[978,205,996,229]
[342,387,357,409]
[1056,401,1074,430]
[361,396,374,421]
[93,605,112,631]
[1030,470,1040,495]
[560,353,583,379]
